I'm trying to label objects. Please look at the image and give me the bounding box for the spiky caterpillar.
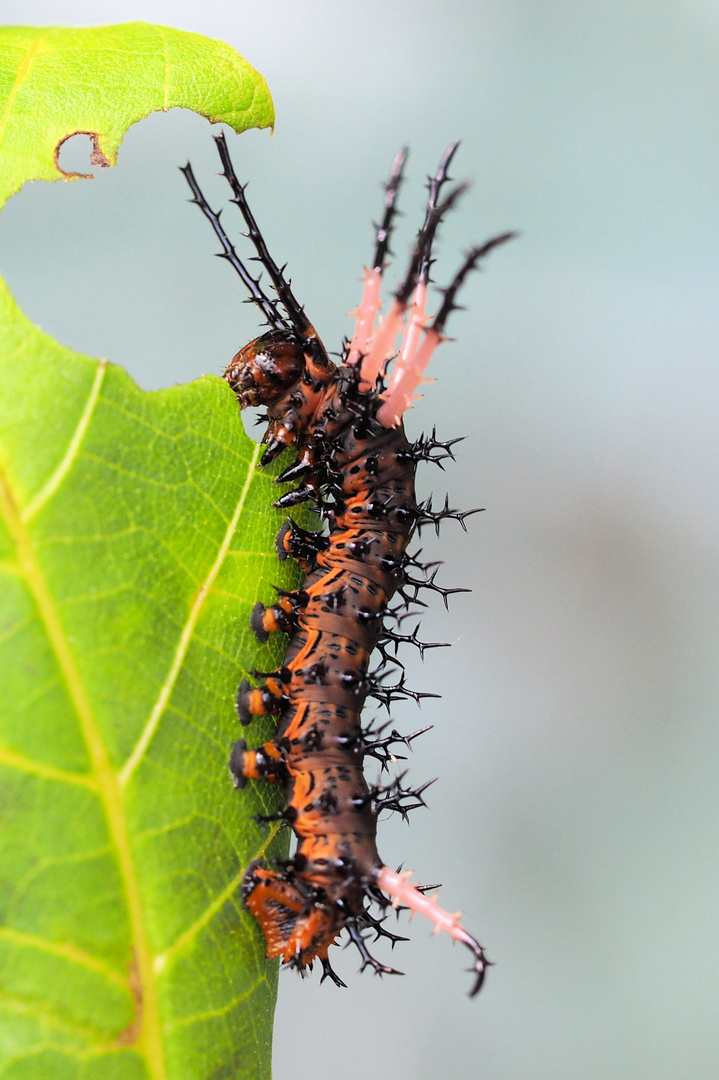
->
[182,136,513,995]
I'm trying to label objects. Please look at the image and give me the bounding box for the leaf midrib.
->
[0,459,167,1077]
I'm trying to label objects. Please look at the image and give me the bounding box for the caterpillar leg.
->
[375,865,490,996]
[236,675,288,725]
[228,738,286,789]
[250,599,297,644]
[251,581,311,644]
[275,521,328,568]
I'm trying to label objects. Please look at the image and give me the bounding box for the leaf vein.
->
[153,823,281,975]
[0,35,45,183]
[0,745,96,789]
[118,442,262,789]
[158,25,170,113]
[22,361,107,522]
[0,926,129,991]
[163,981,264,1032]
[0,994,115,1047]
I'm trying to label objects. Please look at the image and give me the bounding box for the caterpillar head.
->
[224,330,305,408]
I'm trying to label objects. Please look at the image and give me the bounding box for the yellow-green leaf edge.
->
[0,23,293,1080]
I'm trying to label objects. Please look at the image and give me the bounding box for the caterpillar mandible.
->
[182,135,513,995]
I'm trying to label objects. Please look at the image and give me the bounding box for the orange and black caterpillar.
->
[182,135,514,996]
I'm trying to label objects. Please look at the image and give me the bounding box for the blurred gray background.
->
[2,1,718,1077]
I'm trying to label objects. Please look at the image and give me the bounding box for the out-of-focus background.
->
[2,1,718,1077]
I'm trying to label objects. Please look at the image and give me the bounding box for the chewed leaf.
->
[0,22,289,1080]
[0,22,274,207]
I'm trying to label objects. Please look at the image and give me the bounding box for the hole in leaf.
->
[0,112,361,397]
[55,132,109,177]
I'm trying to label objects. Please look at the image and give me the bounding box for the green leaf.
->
[0,22,274,208]
[0,24,291,1080]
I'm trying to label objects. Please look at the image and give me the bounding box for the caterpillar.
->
[182,134,513,996]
